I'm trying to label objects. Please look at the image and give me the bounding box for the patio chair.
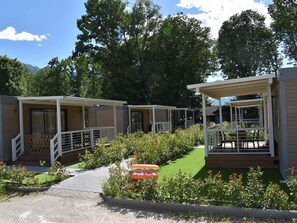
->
[219,131,234,151]
[242,130,260,149]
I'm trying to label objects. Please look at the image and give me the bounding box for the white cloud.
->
[0,26,48,41]
[177,0,271,38]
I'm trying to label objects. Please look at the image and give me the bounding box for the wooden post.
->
[169,109,172,132]
[202,94,208,156]
[230,105,233,128]
[128,106,131,133]
[19,100,24,154]
[113,105,117,139]
[219,98,223,128]
[267,86,274,157]
[56,99,62,156]
[184,109,187,128]
[82,106,85,129]
[152,107,156,133]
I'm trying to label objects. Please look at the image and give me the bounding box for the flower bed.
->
[103,166,297,211]
[0,161,68,196]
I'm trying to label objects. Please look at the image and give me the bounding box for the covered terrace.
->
[187,74,276,160]
[12,96,127,165]
[127,105,176,133]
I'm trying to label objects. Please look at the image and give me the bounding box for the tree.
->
[71,56,103,98]
[0,55,31,96]
[217,10,281,79]
[149,13,215,107]
[75,0,161,103]
[32,57,72,96]
[268,0,297,63]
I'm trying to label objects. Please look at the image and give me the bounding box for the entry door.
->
[131,111,143,133]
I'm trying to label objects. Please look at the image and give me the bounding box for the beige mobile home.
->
[0,96,127,166]
[187,67,297,178]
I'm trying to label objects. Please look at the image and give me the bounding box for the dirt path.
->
[0,189,208,223]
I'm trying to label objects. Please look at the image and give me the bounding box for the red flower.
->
[208,170,213,175]
[289,167,296,175]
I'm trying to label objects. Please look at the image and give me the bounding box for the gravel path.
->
[0,189,208,223]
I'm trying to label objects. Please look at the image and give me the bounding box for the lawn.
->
[158,147,287,191]
[158,148,205,180]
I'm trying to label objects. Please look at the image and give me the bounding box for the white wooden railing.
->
[207,127,270,154]
[50,127,115,166]
[154,122,171,133]
[50,133,60,166]
[11,133,24,161]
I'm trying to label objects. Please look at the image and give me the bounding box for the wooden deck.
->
[205,154,279,169]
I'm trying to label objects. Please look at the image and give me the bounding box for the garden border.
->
[6,185,50,193]
[100,193,297,221]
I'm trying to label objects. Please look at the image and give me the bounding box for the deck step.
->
[205,155,279,169]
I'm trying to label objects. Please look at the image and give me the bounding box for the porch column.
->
[230,105,233,128]
[259,105,263,127]
[184,109,187,128]
[219,98,223,128]
[169,109,172,132]
[202,94,208,157]
[82,106,86,129]
[128,106,131,133]
[267,86,275,157]
[152,107,156,133]
[235,107,238,128]
[19,100,24,154]
[113,105,117,139]
[56,99,62,156]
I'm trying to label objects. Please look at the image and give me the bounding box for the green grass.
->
[158,148,205,180]
[158,147,288,191]
[63,161,85,169]
[34,173,55,184]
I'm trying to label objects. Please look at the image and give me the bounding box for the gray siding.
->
[0,96,19,162]
[278,67,297,177]
[285,81,297,167]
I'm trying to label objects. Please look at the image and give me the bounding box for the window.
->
[131,111,143,133]
[30,109,67,135]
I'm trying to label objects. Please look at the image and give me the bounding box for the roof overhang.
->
[128,105,176,110]
[174,108,196,111]
[17,96,127,107]
[228,98,263,108]
[187,74,275,100]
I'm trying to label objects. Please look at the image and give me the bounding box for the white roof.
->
[17,96,127,106]
[227,98,263,107]
[128,105,176,110]
[187,74,275,99]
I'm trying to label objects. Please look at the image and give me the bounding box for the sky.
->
[0,0,273,69]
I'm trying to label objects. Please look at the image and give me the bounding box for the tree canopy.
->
[75,0,215,107]
[149,13,215,107]
[268,0,297,63]
[217,10,281,79]
[0,56,31,96]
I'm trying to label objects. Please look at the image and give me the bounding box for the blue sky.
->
[0,0,272,68]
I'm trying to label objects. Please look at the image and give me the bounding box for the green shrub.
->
[81,125,202,169]
[48,161,67,183]
[263,182,290,210]
[103,166,292,210]
[241,167,265,208]
[287,167,297,206]
[157,171,203,204]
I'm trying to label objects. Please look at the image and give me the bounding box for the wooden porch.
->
[205,154,279,169]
